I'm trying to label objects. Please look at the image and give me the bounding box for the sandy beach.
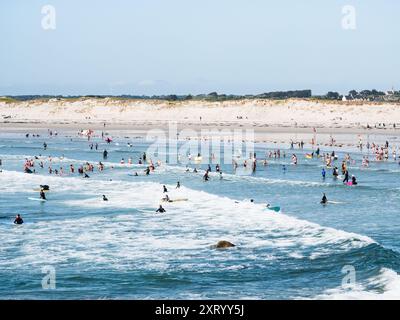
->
[1,98,400,147]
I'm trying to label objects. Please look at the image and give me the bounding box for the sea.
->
[1,129,400,299]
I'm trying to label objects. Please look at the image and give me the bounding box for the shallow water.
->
[1,131,400,299]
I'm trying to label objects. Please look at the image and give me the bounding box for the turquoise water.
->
[1,131,400,299]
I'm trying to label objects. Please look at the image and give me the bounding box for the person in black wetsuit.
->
[145,167,150,175]
[103,150,108,159]
[351,175,358,185]
[163,185,168,193]
[176,181,180,189]
[203,170,209,181]
[40,189,46,200]
[343,170,349,183]
[103,195,108,201]
[156,205,166,213]
[321,193,328,204]
[14,214,24,225]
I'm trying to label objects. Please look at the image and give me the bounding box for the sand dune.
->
[1,98,400,130]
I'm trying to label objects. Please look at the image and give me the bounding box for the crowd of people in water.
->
[4,128,400,225]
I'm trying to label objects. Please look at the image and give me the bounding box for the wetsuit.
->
[321,195,327,204]
[343,171,349,183]
[40,191,46,200]
[156,206,166,213]
[14,217,24,225]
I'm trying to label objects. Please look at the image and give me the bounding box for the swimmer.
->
[156,205,166,213]
[14,214,24,225]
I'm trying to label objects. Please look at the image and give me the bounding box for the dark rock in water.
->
[213,240,235,249]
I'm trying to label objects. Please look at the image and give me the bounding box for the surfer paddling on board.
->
[156,205,166,213]
[321,193,328,205]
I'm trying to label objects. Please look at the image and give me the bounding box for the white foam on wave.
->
[3,168,399,299]
[0,169,375,268]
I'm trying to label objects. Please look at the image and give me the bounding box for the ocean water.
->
[1,131,400,299]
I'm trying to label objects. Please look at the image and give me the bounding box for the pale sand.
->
[1,98,400,146]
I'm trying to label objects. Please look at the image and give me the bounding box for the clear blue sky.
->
[0,0,399,95]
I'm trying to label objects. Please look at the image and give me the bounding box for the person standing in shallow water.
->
[321,193,328,204]
[343,170,349,183]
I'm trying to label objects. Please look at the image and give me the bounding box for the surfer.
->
[321,193,328,204]
[351,175,358,185]
[102,195,108,201]
[203,170,209,181]
[163,185,168,193]
[103,150,108,159]
[156,205,166,213]
[14,214,24,225]
[321,168,326,179]
[40,189,46,200]
[84,173,90,178]
[162,194,172,202]
[176,181,180,189]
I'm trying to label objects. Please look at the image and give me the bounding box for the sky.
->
[0,0,399,96]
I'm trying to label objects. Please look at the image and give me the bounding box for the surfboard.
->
[328,201,344,204]
[266,206,280,212]
[33,189,49,192]
[170,198,188,202]
[28,197,47,202]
